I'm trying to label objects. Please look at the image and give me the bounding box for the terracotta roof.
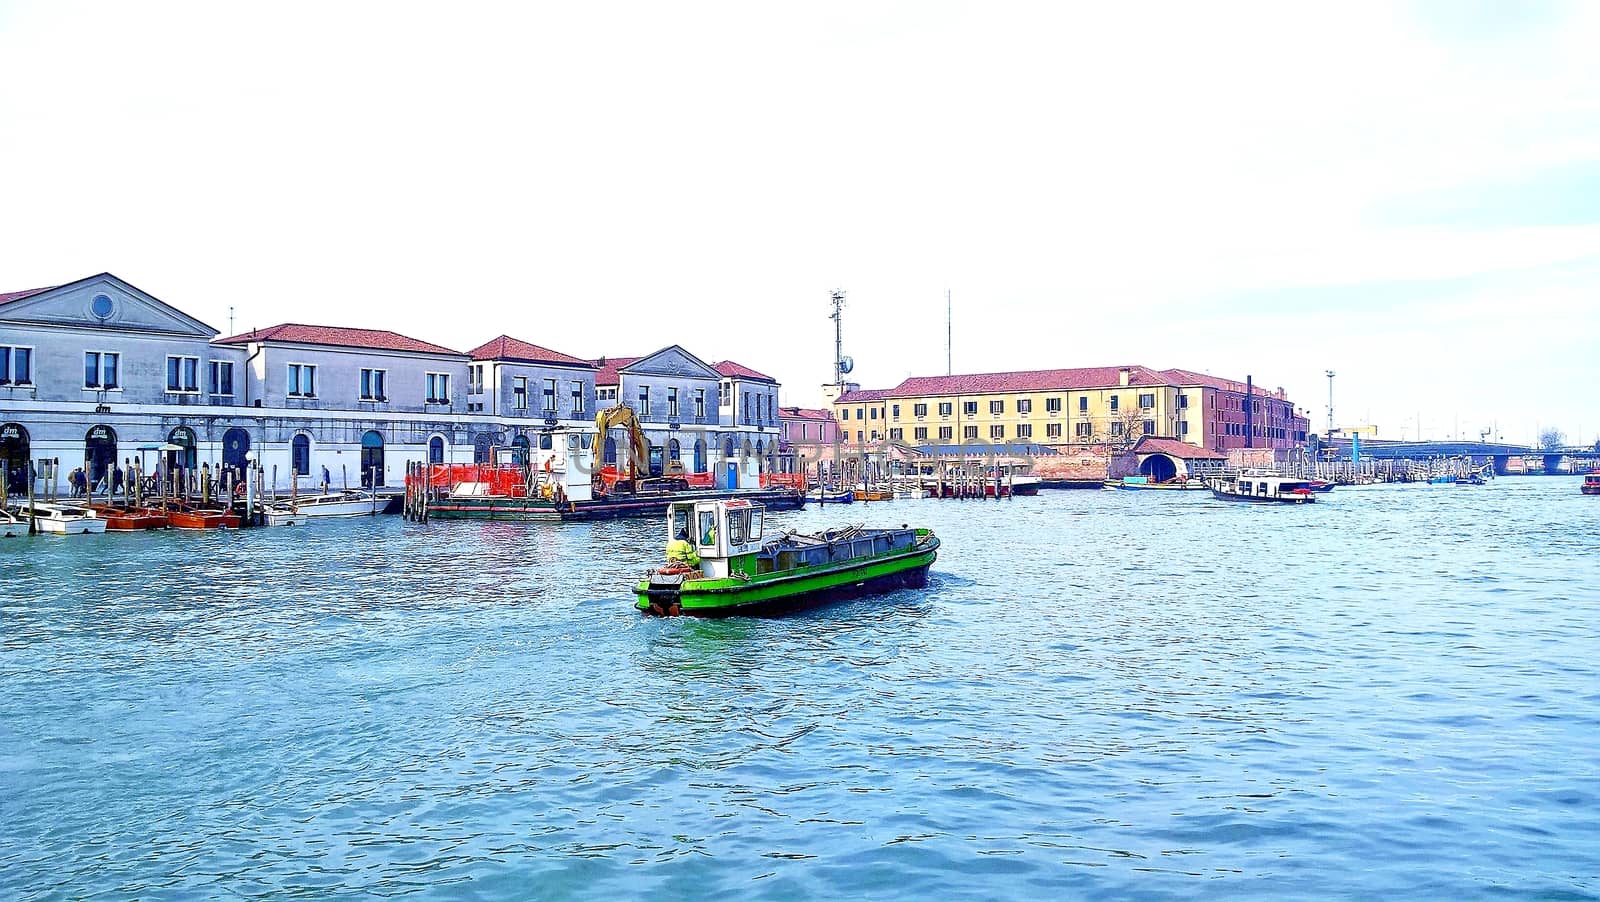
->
[0,285,56,306]
[468,334,593,367]
[713,360,776,382]
[215,323,462,356]
[836,388,894,403]
[591,356,640,386]
[887,366,1166,397]
[1131,436,1227,459]
[779,406,834,420]
[1161,368,1287,399]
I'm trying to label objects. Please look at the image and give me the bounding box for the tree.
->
[1538,427,1566,451]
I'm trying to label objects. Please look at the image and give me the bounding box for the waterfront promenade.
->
[3,478,1597,897]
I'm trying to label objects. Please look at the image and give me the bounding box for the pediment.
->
[0,273,218,338]
[621,345,721,380]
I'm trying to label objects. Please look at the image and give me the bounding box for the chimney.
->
[1118,367,1131,387]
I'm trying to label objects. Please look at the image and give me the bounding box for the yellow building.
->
[828,365,1309,455]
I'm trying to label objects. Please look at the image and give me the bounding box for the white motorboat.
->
[1206,471,1318,504]
[9,502,108,534]
[264,490,380,526]
[1,507,26,537]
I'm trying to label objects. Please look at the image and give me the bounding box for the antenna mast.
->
[946,289,952,376]
[830,289,847,389]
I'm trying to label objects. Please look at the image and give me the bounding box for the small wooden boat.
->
[1582,471,1600,495]
[1206,472,1318,504]
[85,504,168,530]
[264,490,379,526]
[636,498,939,616]
[1103,476,1207,490]
[162,503,241,530]
[805,488,855,504]
[9,502,107,534]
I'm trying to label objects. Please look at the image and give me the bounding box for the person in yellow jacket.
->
[666,538,700,568]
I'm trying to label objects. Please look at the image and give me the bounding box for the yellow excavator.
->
[594,402,685,492]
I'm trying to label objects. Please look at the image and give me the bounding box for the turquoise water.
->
[3,479,1599,898]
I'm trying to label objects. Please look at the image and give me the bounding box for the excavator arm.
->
[595,403,651,482]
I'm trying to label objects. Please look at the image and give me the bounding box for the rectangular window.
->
[1017,399,1032,414]
[543,378,557,411]
[855,406,864,421]
[938,402,953,416]
[360,368,386,401]
[719,381,732,406]
[964,401,977,416]
[87,351,119,389]
[1046,422,1062,438]
[990,400,1004,415]
[468,364,483,394]
[1019,423,1033,439]
[914,426,928,441]
[1177,394,1189,409]
[840,409,849,421]
[1139,393,1155,409]
[869,406,878,420]
[426,372,451,404]
[209,361,234,396]
[892,404,900,419]
[668,387,680,418]
[856,430,864,443]
[939,426,953,440]
[639,385,650,416]
[889,427,903,440]
[913,403,927,417]
[744,392,752,423]
[513,376,528,410]
[990,424,1005,439]
[694,388,705,419]
[1078,396,1088,412]
[572,381,586,415]
[1046,397,1062,413]
[1143,419,1155,435]
[1110,395,1120,412]
[1075,422,1092,438]
[1111,421,1124,436]
[85,352,99,388]
[964,425,978,439]
[169,356,201,393]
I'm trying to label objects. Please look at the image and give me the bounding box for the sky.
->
[2,1,1597,445]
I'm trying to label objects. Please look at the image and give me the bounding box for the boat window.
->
[672,508,690,541]
[749,508,763,540]
[699,511,717,547]
[727,511,747,546]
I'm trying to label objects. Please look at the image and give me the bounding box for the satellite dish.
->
[838,356,855,375]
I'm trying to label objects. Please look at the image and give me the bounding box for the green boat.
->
[636,498,940,617]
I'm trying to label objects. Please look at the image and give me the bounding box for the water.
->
[3,479,1599,898]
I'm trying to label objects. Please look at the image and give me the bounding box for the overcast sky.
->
[3,1,1597,443]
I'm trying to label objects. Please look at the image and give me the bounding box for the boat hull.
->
[35,516,108,534]
[1582,484,1600,495]
[86,506,167,530]
[637,539,938,617]
[1209,489,1315,504]
[430,488,805,522]
[164,509,241,529]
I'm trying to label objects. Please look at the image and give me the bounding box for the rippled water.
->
[3,478,1599,898]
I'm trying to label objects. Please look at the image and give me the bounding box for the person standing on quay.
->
[321,465,330,493]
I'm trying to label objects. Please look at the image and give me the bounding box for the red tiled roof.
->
[779,406,834,420]
[713,360,776,382]
[887,366,1166,397]
[215,323,462,356]
[1131,436,1227,459]
[468,334,592,367]
[836,388,894,403]
[591,356,639,386]
[0,285,56,306]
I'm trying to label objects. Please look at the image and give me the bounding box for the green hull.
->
[636,536,939,616]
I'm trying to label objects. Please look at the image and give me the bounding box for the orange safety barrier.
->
[759,472,805,490]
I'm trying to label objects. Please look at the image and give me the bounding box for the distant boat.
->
[1103,476,1207,491]
[806,488,855,504]
[1207,472,1317,504]
[1583,471,1600,496]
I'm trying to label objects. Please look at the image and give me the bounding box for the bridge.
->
[1318,439,1600,474]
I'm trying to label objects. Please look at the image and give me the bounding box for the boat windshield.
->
[727,510,747,545]
[698,510,717,547]
[671,507,691,541]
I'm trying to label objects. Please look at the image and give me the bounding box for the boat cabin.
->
[668,499,765,578]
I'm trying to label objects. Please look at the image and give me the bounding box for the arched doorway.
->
[473,434,492,464]
[693,438,706,473]
[723,436,736,459]
[511,434,530,466]
[85,425,117,487]
[1,422,30,495]
[1139,453,1178,482]
[168,426,198,471]
[222,427,250,479]
[360,430,384,488]
[668,438,681,466]
[291,433,311,477]
[429,436,445,464]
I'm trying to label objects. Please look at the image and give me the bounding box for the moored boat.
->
[636,498,939,617]
[1,507,25,537]
[1206,472,1318,504]
[84,504,168,530]
[1583,471,1600,495]
[1103,476,1207,491]
[162,503,241,530]
[8,502,108,534]
[265,490,380,526]
[805,488,855,504]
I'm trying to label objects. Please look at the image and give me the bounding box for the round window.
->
[90,293,114,318]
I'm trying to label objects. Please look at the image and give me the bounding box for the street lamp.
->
[1325,370,1335,438]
